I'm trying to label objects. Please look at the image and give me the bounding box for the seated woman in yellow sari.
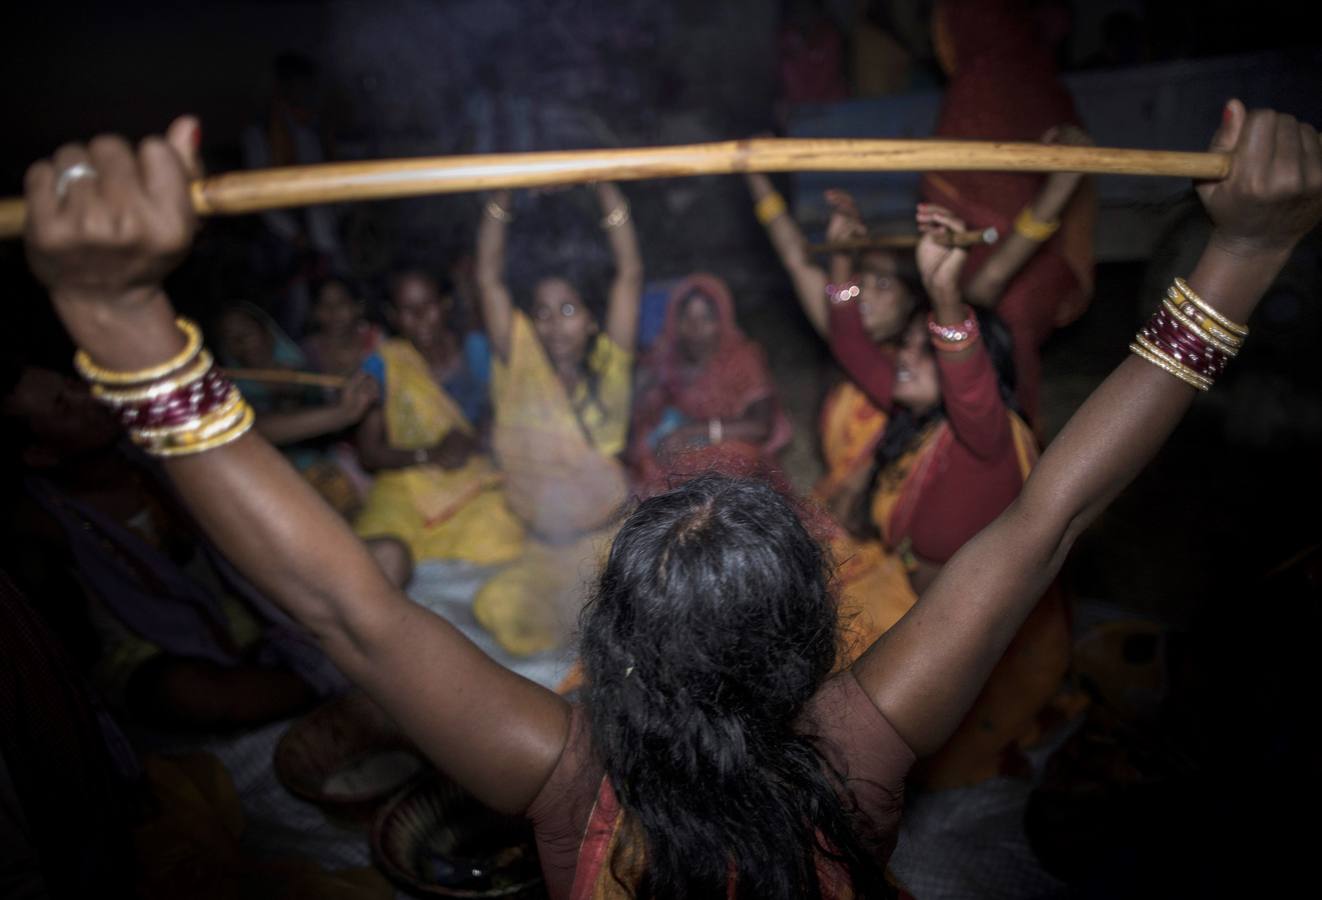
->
[353,269,525,585]
[471,184,642,656]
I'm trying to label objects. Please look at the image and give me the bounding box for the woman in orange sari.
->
[629,273,791,495]
[923,0,1097,423]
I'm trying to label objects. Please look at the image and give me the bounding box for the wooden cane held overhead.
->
[0,138,1229,239]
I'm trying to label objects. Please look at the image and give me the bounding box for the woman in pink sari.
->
[628,273,792,494]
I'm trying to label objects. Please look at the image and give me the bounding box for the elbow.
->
[1009,484,1088,572]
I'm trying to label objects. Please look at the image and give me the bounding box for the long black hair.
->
[580,475,895,899]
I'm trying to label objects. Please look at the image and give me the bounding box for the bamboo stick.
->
[221,367,349,388]
[0,138,1229,239]
[809,227,996,254]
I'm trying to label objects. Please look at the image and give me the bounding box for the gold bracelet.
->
[1130,340,1211,391]
[74,317,202,386]
[138,400,255,457]
[126,387,243,441]
[1133,333,1214,386]
[1013,206,1060,242]
[1172,277,1249,338]
[484,199,514,223]
[129,393,248,449]
[1161,295,1239,357]
[91,351,214,405]
[755,192,787,226]
[600,202,631,230]
[1164,288,1243,351]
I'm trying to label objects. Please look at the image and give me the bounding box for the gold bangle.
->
[1013,206,1060,242]
[1172,277,1249,338]
[74,317,202,386]
[1130,340,1211,391]
[1164,288,1243,351]
[1133,333,1214,387]
[484,200,514,223]
[130,394,248,450]
[126,387,243,441]
[755,192,787,226]
[91,351,214,406]
[138,400,255,457]
[1161,295,1239,357]
[600,202,631,230]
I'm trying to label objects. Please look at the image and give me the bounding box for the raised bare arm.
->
[963,125,1093,308]
[475,189,516,361]
[854,102,1322,755]
[745,172,831,337]
[595,182,643,352]
[23,119,570,815]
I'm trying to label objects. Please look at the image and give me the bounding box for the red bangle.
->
[115,370,234,430]
[1142,308,1230,379]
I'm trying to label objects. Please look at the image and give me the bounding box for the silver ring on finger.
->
[55,162,99,201]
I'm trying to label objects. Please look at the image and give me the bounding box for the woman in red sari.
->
[923,0,1097,423]
[628,273,791,494]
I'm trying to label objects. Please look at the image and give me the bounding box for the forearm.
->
[254,404,353,446]
[828,302,894,408]
[599,185,643,282]
[747,173,829,335]
[965,178,1079,306]
[475,205,513,356]
[1030,241,1282,531]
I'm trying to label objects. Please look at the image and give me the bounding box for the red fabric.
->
[631,274,792,490]
[827,300,897,410]
[528,671,914,899]
[905,351,1028,562]
[923,0,1095,420]
[828,303,1029,564]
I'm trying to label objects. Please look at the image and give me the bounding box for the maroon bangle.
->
[116,370,234,429]
[1150,309,1230,377]
[1139,308,1230,379]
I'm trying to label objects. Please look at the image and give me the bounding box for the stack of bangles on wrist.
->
[75,317,255,456]
[927,305,981,351]
[1128,277,1248,391]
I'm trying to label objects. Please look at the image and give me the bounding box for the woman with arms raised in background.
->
[470,184,642,656]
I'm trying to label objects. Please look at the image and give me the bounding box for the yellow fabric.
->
[474,530,614,657]
[134,753,391,900]
[475,312,632,656]
[869,412,1037,550]
[354,339,524,565]
[489,311,631,543]
[813,381,918,666]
